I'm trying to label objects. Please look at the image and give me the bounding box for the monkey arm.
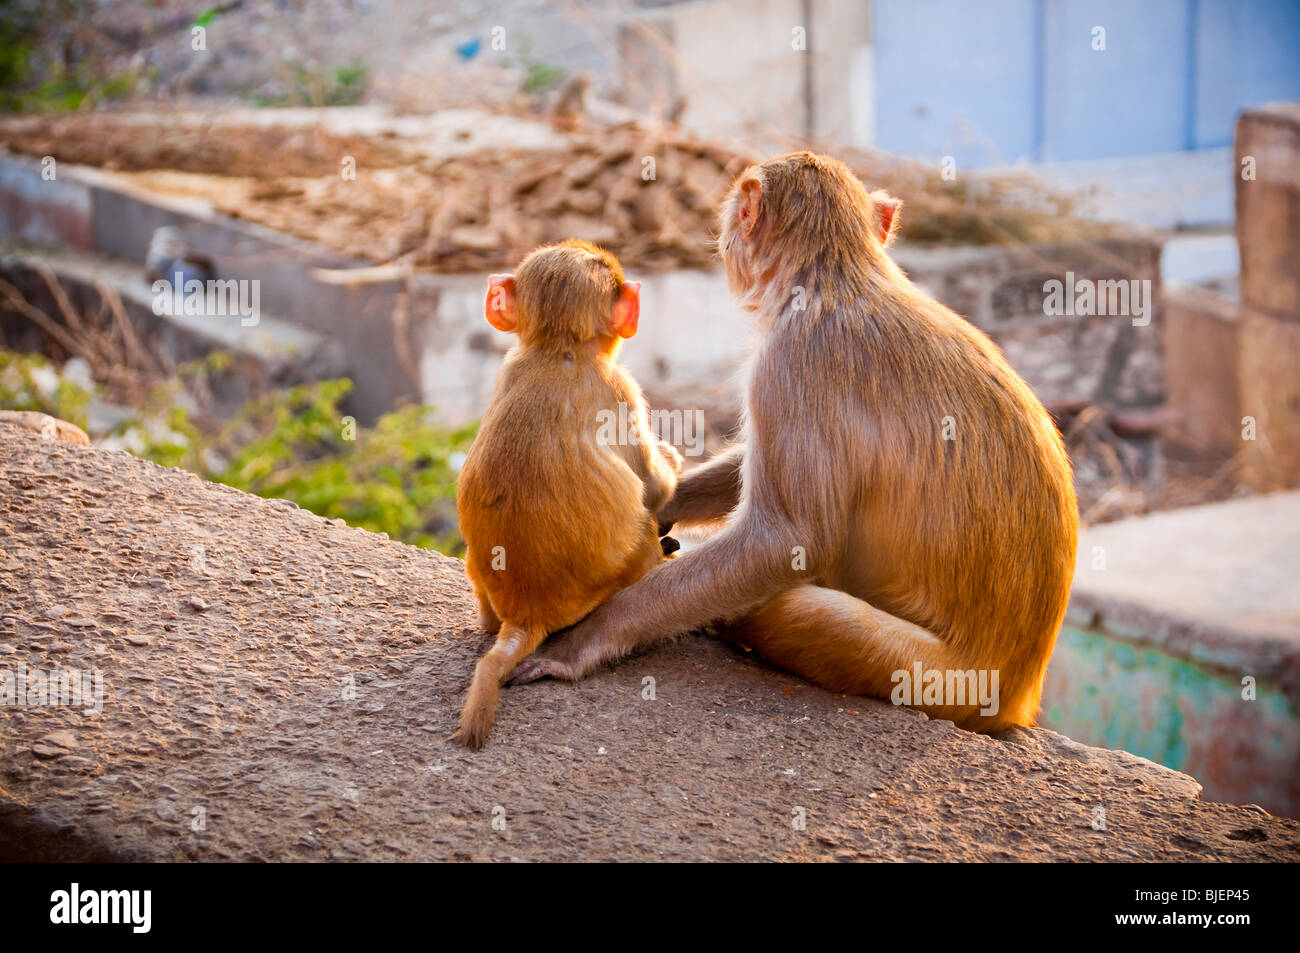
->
[657,443,745,532]
[621,405,681,513]
[609,375,681,514]
[639,438,682,514]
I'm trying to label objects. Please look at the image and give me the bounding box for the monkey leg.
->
[453,622,547,750]
[475,587,502,634]
[726,586,1019,731]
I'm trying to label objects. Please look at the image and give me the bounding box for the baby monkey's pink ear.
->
[870,190,902,246]
[612,281,641,339]
[485,274,517,332]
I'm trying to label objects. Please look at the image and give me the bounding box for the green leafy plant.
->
[0,350,90,427]
[0,349,474,554]
[129,377,474,553]
[523,62,567,94]
[256,61,370,108]
[0,1,144,113]
[153,377,473,553]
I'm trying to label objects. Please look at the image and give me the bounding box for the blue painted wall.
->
[871,0,1300,167]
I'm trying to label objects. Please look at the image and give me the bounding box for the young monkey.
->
[452,240,682,750]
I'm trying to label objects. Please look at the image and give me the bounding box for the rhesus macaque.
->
[510,152,1079,731]
[453,240,682,749]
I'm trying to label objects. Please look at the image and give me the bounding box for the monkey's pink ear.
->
[612,281,641,339]
[485,274,517,332]
[871,190,902,246]
[737,177,762,237]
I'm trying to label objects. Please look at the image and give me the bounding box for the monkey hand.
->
[656,439,684,475]
[656,493,681,536]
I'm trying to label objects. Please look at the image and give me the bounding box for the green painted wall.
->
[1040,626,1300,817]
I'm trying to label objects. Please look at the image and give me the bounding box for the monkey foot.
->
[507,656,573,686]
[450,726,487,751]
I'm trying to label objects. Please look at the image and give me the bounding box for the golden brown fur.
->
[509,154,1078,731]
[453,240,680,749]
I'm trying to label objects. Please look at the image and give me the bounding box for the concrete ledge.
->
[1046,492,1300,817]
[1,427,1297,860]
[893,238,1164,409]
[0,151,412,420]
[1162,284,1241,457]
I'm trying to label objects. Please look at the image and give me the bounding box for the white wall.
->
[631,0,874,145]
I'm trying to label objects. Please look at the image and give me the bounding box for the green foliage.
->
[0,349,474,555]
[328,62,369,105]
[255,61,370,108]
[193,7,223,29]
[0,1,143,113]
[151,376,475,553]
[20,66,143,113]
[0,351,90,428]
[523,62,567,94]
[0,33,30,109]
[0,2,45,112]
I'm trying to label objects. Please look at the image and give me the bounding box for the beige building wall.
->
[623,0,874,146]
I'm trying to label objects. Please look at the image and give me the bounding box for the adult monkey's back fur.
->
[510,152,1079,731]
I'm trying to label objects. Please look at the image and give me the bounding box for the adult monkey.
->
[510,152,1079,730]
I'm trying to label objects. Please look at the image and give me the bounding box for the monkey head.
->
[718,152,902,311]
[485,239,641,353]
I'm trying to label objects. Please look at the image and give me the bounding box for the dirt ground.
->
[0,113,413,178]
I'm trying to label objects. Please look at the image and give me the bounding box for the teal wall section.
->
[1041,626,1300,817]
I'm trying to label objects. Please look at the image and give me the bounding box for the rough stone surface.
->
[1,426,1297,861]
[894,239,1164,411]
[1054,492,1300,816]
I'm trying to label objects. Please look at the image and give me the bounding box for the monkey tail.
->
[453,621,549,750]
[726,585,1031,731]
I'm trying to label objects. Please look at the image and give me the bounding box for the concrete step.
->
[0,242,345,420]
[0,150,407,420]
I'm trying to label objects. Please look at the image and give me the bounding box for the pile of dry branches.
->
[0,115,1114,274]
[0,266,167,406]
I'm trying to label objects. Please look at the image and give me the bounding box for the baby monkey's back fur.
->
[453,241,678,748]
